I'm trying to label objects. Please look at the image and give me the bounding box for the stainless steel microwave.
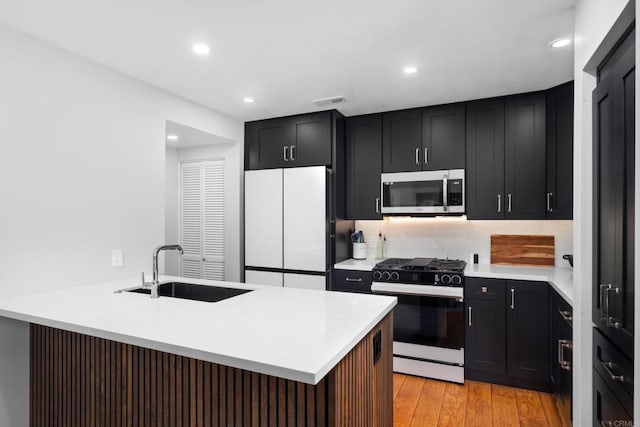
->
[381,169,465,215]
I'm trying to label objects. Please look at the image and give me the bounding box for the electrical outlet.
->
[111,249,123,267]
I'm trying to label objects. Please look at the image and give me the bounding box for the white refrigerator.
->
[244,166,348,290]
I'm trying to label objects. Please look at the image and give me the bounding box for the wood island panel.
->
[30,314,392,426]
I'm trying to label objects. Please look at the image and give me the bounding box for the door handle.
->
[289,145,295,161]
[424,147,429,164]
[415,147,420,165]
[283,146,289,161]
[443,175,448,212]
[599,360,625,382]
[510,288,515,309]
[507,194,512,212]
[547,192,553,212]
[558,309,573,323]
[497,194,501,213]
[376,197,380,214]
[559,339,572,370]
[345,278,363,283]
[603,285,622,329]
[468,306,472,327]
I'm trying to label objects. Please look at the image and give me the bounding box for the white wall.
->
[0,23,242,425]
[164,143,243,282]
[572,1,629,425]
[355,219,573,266]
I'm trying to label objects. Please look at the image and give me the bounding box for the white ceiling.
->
[0,0,576,121]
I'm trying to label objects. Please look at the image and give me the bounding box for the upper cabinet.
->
[245,111,335,170]
[382,109,423,172]
[546,81,574,219]
[346,114,383,220]
[422,104,466,171]
[504,93,546,219]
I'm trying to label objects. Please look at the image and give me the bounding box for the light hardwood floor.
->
[393,373,565,427]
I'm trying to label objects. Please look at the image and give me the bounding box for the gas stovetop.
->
[372,257,466,286]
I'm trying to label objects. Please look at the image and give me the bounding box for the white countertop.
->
[335,258,573,305]
[464,264,573,305]
[0,276,396,385]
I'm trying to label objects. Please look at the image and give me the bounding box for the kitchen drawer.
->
[593,328,634,414]
[333,270,372,294]
[464,277,506,302]
[593,367,632,426]
[556,294,572,328]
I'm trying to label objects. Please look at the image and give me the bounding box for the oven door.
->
[381,171,447,214]
[371,283,464,350]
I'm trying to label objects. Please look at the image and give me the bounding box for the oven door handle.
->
[371,282,463,299]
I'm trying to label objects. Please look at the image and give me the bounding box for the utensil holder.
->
[353,243,367,260]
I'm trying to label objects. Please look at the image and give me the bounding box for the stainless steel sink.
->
[125,282,253,303]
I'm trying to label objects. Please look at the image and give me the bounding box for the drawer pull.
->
[345,278,363,283]
[481,286,488,293]
[468,306,472,327]
[558,309,573,322]
[558,339,572,371]
[600,361,625,383]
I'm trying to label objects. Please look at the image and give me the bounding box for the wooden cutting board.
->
[490,235,555,266]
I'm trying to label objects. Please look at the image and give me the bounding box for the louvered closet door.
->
[180,160,225,280]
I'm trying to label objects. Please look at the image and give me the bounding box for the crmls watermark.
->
[608,421,634,427]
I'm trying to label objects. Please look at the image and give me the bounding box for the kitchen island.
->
[0,276,396,426]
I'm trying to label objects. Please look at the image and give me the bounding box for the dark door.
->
[504,93,546,219]
[422,104,465,171]
[245,118,290,170]
[290,112,332,167]
[556,319,572,424]
[465,98,505,219]
[592,30,635,359]
[346,114,382,219]
[382,109,423,172]
[465,299,506,375]
[506,280,549,382]
[546,81,574,219]
[593,368,632,427]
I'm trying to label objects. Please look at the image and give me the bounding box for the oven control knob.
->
[390,272,399,281]
[451,275,462,285]
[441,274,451,284]
[373,271,382,281]
[382,271,391,281]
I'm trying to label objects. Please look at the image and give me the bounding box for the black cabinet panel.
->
[466,99,505,219]
[504,93,546,219]
[290,112,332,167]
[465,298,506,375]
[594,368,633,427]
[506,280,549,382]
[593,328,634,414]
[333,270,373,294]
[245,118,290,170]
[546,81,574,219]
[382,109,422,172]
[593,30,635,359]
[422,104,465,171]
[465,277,505,302]
[346,114,382,219]
[550,290,572,425]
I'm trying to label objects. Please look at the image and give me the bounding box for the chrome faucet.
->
[151,244,183,298]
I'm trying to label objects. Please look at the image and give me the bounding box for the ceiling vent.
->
[312,95,347,107]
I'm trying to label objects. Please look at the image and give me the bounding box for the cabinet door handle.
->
[600,360,624,382]
[345,278,363,282]
[557,339,564,367]
[547,192,553,212]
[558,309,573,323]
[415,147,420,165]
[289,145,295,161]
[468,306,472,327]
[510,288,515,309]
[507,194,512,212]
[559,339,572,370]
[424,147,429,164]
[497,194,501,213]
[283,146,289,161]
[376,197,380,214]
[604,285,622,329]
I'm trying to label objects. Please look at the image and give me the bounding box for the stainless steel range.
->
[371,257,466,383]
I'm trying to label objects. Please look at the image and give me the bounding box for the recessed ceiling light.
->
[549,38,571,48]
[167,134,179,141]
[243,97,255,103]
[192,43,211,56]
[403,65,418,75]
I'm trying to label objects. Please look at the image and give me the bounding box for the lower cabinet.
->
[594,367,633,426]
[465,278,550,391]
[551,289,573,425]
[333,269,373,293]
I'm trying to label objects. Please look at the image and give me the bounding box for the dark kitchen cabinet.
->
[464,278,550,391]
[245,111,335,170]
[332,269,373,294]
[593,29,635,360]
[346,114,383,219]
[421,103,465,171]
[504,93,546,219]
[550,289,573,425]
[466,98,505,219]
[594,367,633,427]
[546,81,574,219]
[593,328,634,416]
[382,109,423,172]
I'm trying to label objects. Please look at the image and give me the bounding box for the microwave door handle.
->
[443,175,448,212]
